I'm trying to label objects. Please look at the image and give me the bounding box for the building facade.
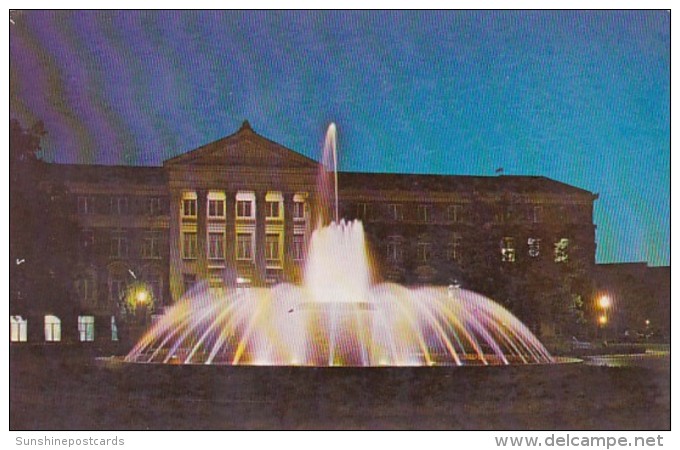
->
[10,121,599,346]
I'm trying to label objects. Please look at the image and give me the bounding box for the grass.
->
[10,346,670,430]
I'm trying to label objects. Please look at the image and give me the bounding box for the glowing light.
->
[598,295,611,309]
[136,290,149,304]
[599,315,608,325]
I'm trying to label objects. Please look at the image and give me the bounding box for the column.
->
[254,190,267,285]
[283,192,295,277]
[307,193,318,235]
[196,189,208,281]
[223,190,236,286]
[168,190,184,303]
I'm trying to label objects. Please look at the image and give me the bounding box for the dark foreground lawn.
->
[10,346,669,430]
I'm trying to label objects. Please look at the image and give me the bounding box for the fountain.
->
[125,124,553,367]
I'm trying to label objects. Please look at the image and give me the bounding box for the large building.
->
[10,121,599,346]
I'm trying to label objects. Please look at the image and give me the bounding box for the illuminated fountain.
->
[125,124,553,366]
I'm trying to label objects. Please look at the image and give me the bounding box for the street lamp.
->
[597,295,611,343]
[598,295,611,310]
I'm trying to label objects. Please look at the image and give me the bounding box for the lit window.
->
[265,234,281,262]
[447,233,462,261]
[528,238,541,257]
[182,199,197,217]
[142,230,162,259]
[501,237,516,262]
[182,232,197,259]
[209,232,225,260]
[387,237,404,263]
[292,234,305,261]
[293,201,305,220]
[111,316,119,341]
[44,315,61,342]
[208,200,225,218]
[209,270,224,288]
[266,201,281,219]
[447,205,462,223]
[236,233,253,260]
[389,204,404,221]
[236,200,253,218]
[110,230,128,258]
[418,205,431,222]
[110,196,129,215]
[77,196,95,214]
[78,316,95,342]
[10,316,27,342]
[554,238,570,263]
[148,197,162,215]
[417,242,432,262]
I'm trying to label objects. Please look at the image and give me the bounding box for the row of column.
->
[169,189,305,301]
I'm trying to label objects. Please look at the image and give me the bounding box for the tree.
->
[10,119,78,338]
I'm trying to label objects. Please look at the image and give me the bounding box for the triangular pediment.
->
[164,121,319,169]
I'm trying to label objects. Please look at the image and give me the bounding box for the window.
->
[208,199,225,218]
[111,316,119,341]
[110,230,128,258]
[417,242,432,262]
[501,237,516,262]
[236,233,253,260]
[182,199,197,217]
[388,204,404,221]
[209,270,223,288]
[182,232,197,259]
[528,238,541,257]
[10,316,27,342]
[387,237,404,263]
[266,201,281,219]
[554,238,570,263]
[148,197,162,215]
[209,232,225,260]
[81,229,95,250]
[356,203,370,220]
[110,196,128,215]
[265,234,281,262]
[75,273,96,306]
[292,234,305,261]
[418,205,431,222]
[532,205,543,223]
[237,200,253,218]
[293,201,305,220]
[44,315,61,342]
[78,316,95,342]
[109,279,126,305]
[447,233,462,261]
[142,230,162,259]
[447,205,462,223]
[77,196,95,214]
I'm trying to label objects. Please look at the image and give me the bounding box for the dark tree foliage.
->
[10,119,78,327]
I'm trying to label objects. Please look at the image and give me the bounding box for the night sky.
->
[9,10,670,266]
